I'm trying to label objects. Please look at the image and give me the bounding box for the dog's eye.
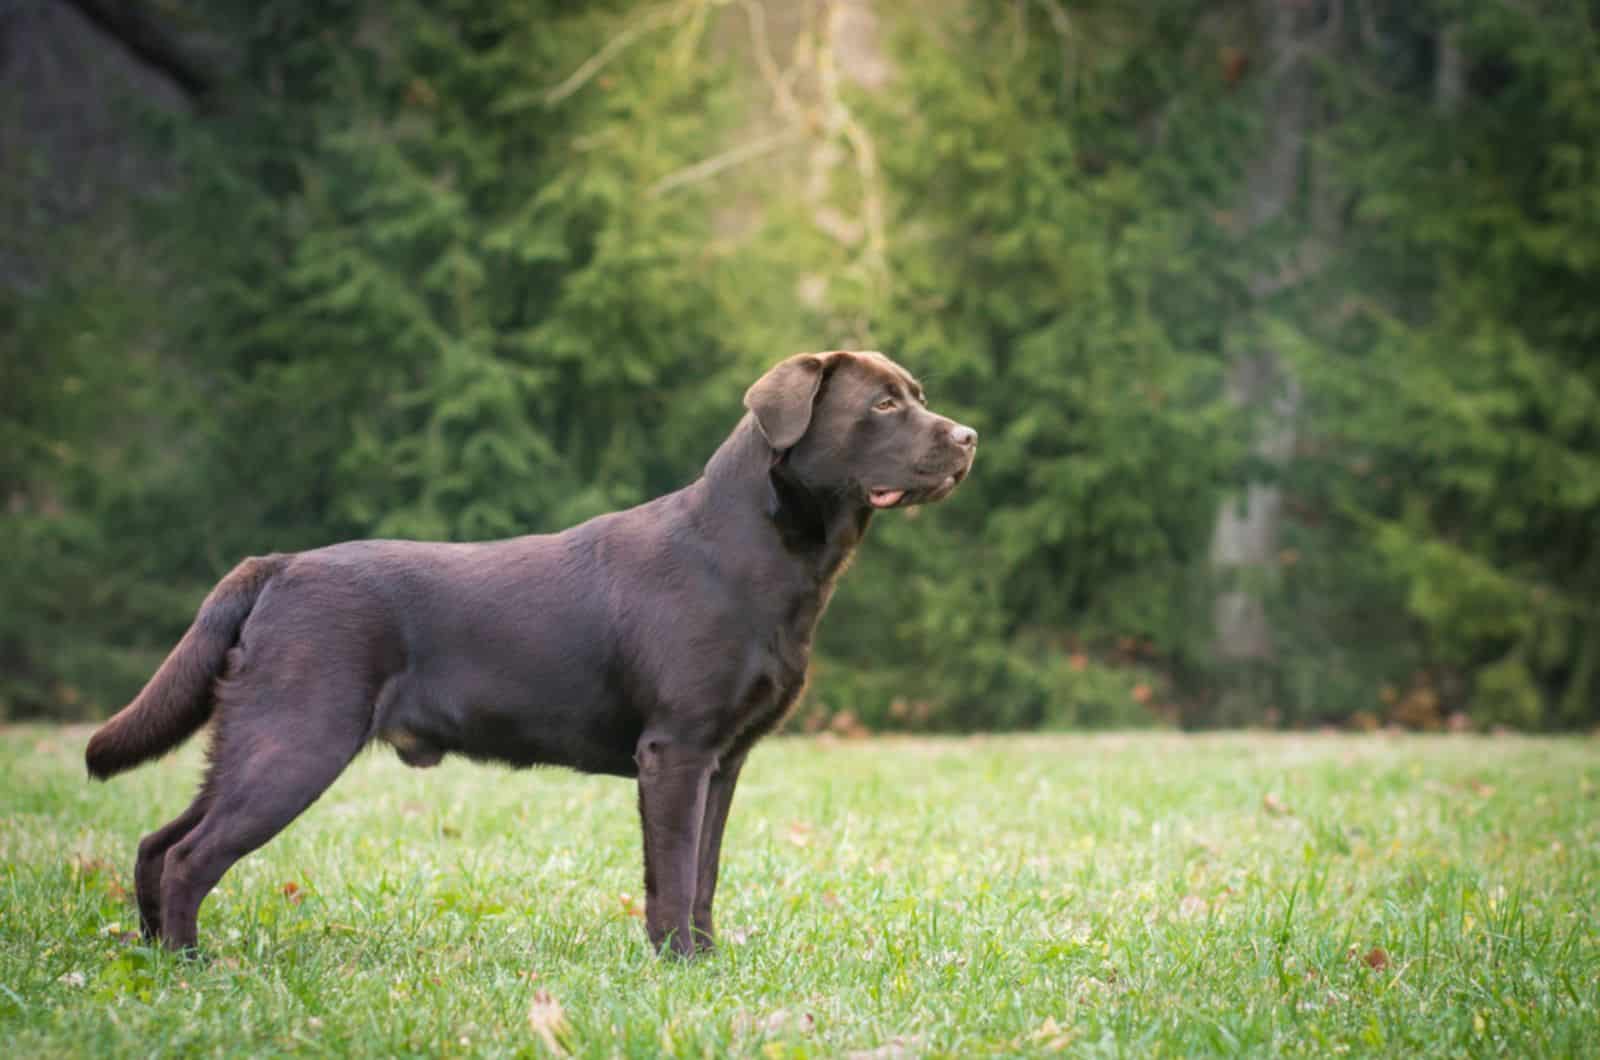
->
[873,397,899,412]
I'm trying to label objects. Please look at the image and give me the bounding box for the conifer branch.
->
[543,2,686,106]
[649,128,804,197]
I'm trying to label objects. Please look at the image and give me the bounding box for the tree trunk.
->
[1208,0,1322,665]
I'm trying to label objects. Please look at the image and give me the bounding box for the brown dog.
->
[86,351,976,956]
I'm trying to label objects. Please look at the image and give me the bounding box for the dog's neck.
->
[699,415,871,579]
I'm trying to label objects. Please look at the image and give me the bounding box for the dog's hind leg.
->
[157,679,372,953]
[135,793,209,940]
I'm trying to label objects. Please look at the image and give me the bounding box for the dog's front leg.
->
[635,736,715,957]
[692,752,746,951]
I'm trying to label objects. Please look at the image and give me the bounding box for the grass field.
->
[1,728,1596,1057]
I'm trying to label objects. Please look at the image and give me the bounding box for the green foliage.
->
[165,0,747,548]
[1277,0,1600,727]
[1472,655,1543,730]
[809,2,1239,729]
[3,0,1597,729]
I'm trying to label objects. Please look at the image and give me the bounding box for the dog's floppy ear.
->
[744,353,836,449]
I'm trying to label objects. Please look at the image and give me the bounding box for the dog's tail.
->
[85,554,286,780]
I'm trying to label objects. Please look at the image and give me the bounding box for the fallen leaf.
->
[69,855,115,878]
[847,1037,924,1060]
[786,822,813,848]
[527,990,571,1056]
[281,881,304,904]
[1363,946,1390,971]
[1263,792,1292,816]
[617,893,644,919]
[1029,1016,1076,1052]
[743,1009,815,1036]
[828,710,870,740]
[101,923,139,944]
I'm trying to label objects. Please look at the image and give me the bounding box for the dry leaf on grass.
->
[1362,946,1391,971]
[281,881,305,904]
[786,822,813,848]
[100,923,139,944]
[734,1009,815,1037]
[68,854,115,878]
[527,990,571,1055]
[846,1036,924,1060]
[1029,1017,1076,1052]
[829,710,871,739]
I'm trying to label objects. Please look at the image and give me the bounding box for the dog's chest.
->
[718,619,815,754]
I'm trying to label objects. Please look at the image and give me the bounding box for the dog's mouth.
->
[868,488,908,509]
[868,464,970,509]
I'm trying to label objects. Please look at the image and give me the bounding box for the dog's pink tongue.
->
[869,488,906,508]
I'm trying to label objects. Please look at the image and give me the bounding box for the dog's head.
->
[744,351,976,509]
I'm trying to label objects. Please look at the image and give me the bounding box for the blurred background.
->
[2,0,1595,733]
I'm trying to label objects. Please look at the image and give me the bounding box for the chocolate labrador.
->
[86,350,976,956]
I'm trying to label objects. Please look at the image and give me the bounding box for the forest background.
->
[3,0,1596,733]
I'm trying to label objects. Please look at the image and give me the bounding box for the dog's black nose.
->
[950,424,977,448]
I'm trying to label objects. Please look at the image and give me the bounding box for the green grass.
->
[1,729,1596,1057]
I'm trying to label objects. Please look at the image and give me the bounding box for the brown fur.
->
[85,555,285,780]
[86,351,976,957]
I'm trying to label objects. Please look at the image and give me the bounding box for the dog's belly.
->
[375,668,642,777]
